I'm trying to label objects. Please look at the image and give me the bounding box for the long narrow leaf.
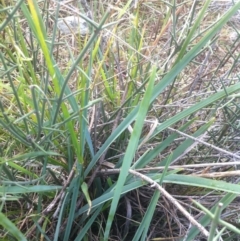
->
[0,185,62,194]
[103,66,157,240]
[0,212,27,241]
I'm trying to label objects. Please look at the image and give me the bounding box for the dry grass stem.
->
[99,161,240,176]
[128,169,209,237]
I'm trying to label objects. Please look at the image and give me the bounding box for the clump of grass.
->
[1,0,240,240]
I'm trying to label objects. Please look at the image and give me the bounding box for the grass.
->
[1,0,240,240]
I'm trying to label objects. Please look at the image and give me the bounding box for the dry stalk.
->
[128,169,209,237]
[98,161,240,176]
[144,118,240,162]
[167,126,240,161]
[26,167,75,238]
[194,170,240,178]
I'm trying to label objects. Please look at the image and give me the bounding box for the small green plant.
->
[1,0,240,240]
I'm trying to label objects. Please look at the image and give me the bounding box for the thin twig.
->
[166,126,240,160]
[194,170,240,178]
[144,118,240,161]
[129,169,209,237]
[188,44,213,96]
[98,161,240,176]
[47,168,76,215]
[26,167,75,238]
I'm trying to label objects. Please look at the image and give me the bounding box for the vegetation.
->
[1,0,240,240]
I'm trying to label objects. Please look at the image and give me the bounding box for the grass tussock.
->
[1,0,240,240]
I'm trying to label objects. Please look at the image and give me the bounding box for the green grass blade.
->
[132,119,196,169]
[0,151,61,163]
[182,192,238,241]
[208,202,223,241]
[133,190,160,241]
[53,193,69,241]
[133,154,173,241]
[81,182,92,215]
[159,119,215,166]
[74,205,104,241]
[174,0,212,64]
[103,66,157,240]
[0,212,27,241]
[63,176,81,241]
[0,0,25,31]
[164,174,240,194]
[150,84,240,143]
[0,185,62,194]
